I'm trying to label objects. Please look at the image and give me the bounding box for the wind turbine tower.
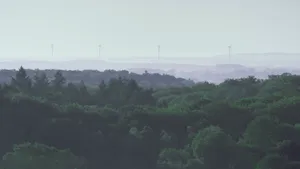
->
[157,45,160,61]
[51,44,54,57]
[228,45,232,63]
[98,45,102,59]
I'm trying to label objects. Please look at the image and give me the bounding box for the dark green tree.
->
[256,154,287,169]
[11,66,32,92]
[33,72,49,95]
[191,126,236,169]
[51,70,66,89]
[0,142,86,169]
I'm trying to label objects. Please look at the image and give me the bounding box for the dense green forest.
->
[1,66,300,169]
[0,68,194,88]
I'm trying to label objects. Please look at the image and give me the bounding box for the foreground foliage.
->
[0,67,300,169]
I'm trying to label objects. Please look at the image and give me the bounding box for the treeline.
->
[0,68,300,169]
[0,68,194,88]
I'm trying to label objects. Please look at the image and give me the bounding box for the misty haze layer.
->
[0,0,300,61]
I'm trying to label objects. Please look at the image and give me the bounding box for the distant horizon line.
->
[1,52,300,62]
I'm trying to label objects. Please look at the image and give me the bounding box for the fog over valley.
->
[1,52,300,84]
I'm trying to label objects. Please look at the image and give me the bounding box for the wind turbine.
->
[157,45,160,60]
[51,44,54,57]
[228,45,232,63]
[98,45,102,59]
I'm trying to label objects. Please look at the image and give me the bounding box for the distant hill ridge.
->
[0,68,195,89]
[1,52,300,68]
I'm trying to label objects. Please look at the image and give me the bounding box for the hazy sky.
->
[0,0,299,61]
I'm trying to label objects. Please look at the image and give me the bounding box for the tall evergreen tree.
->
[11,66,32,92]
[33,72,49,95]
[51,70,66,89]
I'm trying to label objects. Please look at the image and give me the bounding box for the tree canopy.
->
[0,66,300,169]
